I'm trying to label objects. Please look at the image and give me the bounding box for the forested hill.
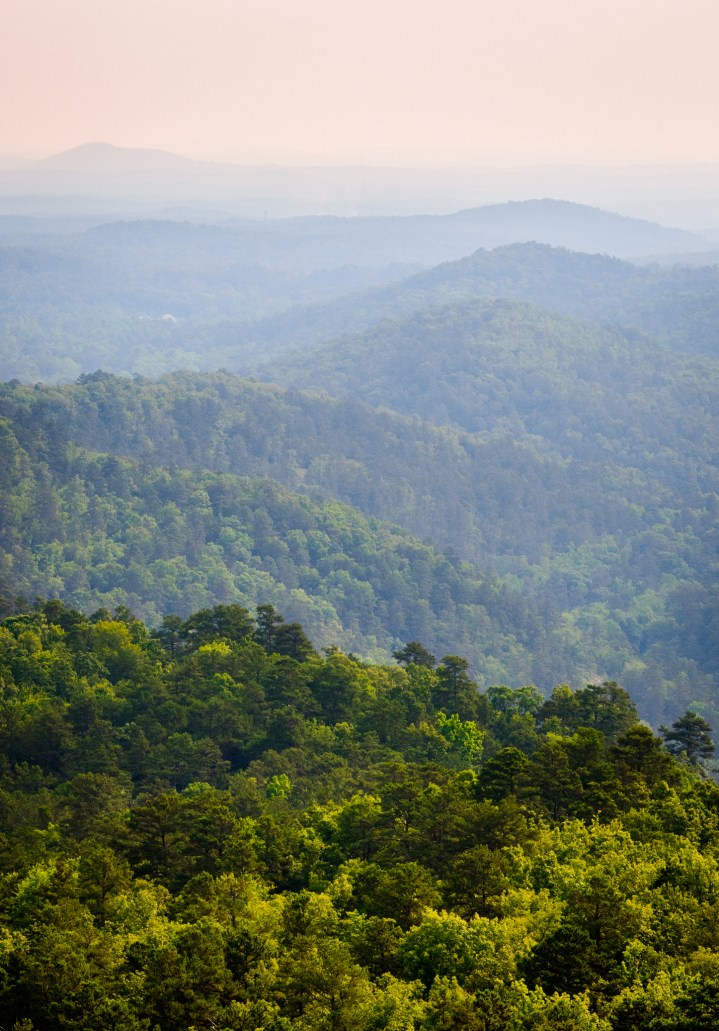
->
[264,297,719,470]
[1,367,717,725]
[2,203,717,384]
[242,242,719,361]
[395,243,719,357]
[0,598,718,1029]
[1,370,652,565]
[264,301,719,721]
[0,397,561,688]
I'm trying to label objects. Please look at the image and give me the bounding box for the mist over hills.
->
[217,199,709,263]
[240,242,719,363]
[4,141,719,226]
[1,163,718,728]
[263,296,719,453]
[2,203,719,383]
[6,10,719,1015]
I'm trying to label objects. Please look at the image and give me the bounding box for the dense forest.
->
[2,193,719,1028]
[1,337,716,725]
[0,599,717,1030]
[264,302,719,718]
[0,381,558,685]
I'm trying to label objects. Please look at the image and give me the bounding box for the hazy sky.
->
[3,0,719,164]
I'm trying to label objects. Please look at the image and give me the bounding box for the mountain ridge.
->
[2,143,717,233]
[238,241,719,364]
[36,141,208,172]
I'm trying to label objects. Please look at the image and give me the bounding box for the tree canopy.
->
[0,599,716,1029]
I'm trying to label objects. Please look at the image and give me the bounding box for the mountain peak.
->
[37,142,196,173]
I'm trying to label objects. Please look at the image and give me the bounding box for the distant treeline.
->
[2,216,719,382]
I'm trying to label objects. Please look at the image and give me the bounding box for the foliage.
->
[1,353,717,723]
[0,385,569,688]
[0,600,714,1028]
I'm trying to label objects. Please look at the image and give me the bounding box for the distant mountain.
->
[437,199,707,257]
[88,200,709,266]
[2,142,717,240]
[37,141,203,173]
[219,200,709,263]
[3,215,718,384]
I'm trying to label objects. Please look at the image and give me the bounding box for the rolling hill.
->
[1,360,717,725]
[229,241,719,364]
[2,213,718,383]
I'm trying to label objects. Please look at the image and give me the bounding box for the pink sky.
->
[3,0,719,164]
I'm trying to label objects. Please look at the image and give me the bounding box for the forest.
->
[1,196,718,1028]
[1,335,716,727]
[0,598,717,1030]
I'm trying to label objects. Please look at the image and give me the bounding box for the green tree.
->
[393,641,436,668]
[154,614,184,657]
[610,723,675,789]
[433,656,480,721]
[181,604,254,649]
[477,747,530,801]
[443,844,510,917]
[77,839,132,925]
[662,710,715,769]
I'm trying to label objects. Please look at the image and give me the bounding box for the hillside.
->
[228,242,719,365]
[397,243,719,357]
[4,219,719,383]
[1,367,717,725]
[250,241,719,361]
[0,400,558,687]
[264,298,719,462]
[264,301,719,717]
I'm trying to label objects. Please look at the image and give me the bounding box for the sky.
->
[3,0,719,165]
